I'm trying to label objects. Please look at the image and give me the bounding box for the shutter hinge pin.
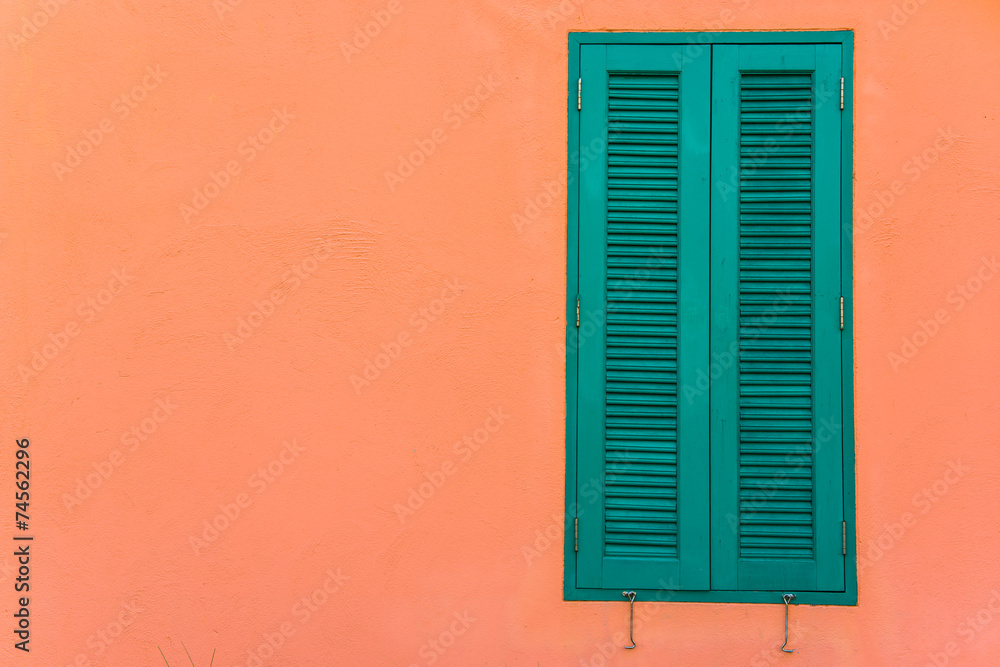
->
[576,296,580,327]
[574,517,579,551]
[842,521,847,555]
[840,296,844,330]
[578,78,582,110]
[840,77,844,110]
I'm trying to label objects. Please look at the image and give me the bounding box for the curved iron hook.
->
[623,591,637,649]
[781,593,797,653]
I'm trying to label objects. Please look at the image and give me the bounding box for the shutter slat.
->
[603,71,681,561]
[736,71,816,564]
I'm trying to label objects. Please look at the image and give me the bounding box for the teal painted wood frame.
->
[565,30,856,605]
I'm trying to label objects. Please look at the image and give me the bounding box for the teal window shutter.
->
[568,32,854,604]
[708,44,845,593]
[576,43,712,591]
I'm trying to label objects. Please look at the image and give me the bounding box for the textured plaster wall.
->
[1,0,999,665]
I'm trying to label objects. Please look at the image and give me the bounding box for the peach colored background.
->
[1,0,999,665]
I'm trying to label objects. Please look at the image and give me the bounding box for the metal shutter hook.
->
[781,593,797,653]
[622,591,637,649]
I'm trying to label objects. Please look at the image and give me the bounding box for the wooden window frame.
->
[564,30,856,605]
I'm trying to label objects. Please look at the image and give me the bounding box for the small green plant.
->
[157,641,215,667]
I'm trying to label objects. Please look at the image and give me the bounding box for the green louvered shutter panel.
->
[709,44,845,592]
[576,44,711,591]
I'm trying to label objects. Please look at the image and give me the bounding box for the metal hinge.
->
[577,78,582,110]
[840,296,844,330]
[840,77,844,110]
[576,296,580,327]
[842,521,847,555]
[574,517,579,551]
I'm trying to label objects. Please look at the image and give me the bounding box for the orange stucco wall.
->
[2,0,999,665]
